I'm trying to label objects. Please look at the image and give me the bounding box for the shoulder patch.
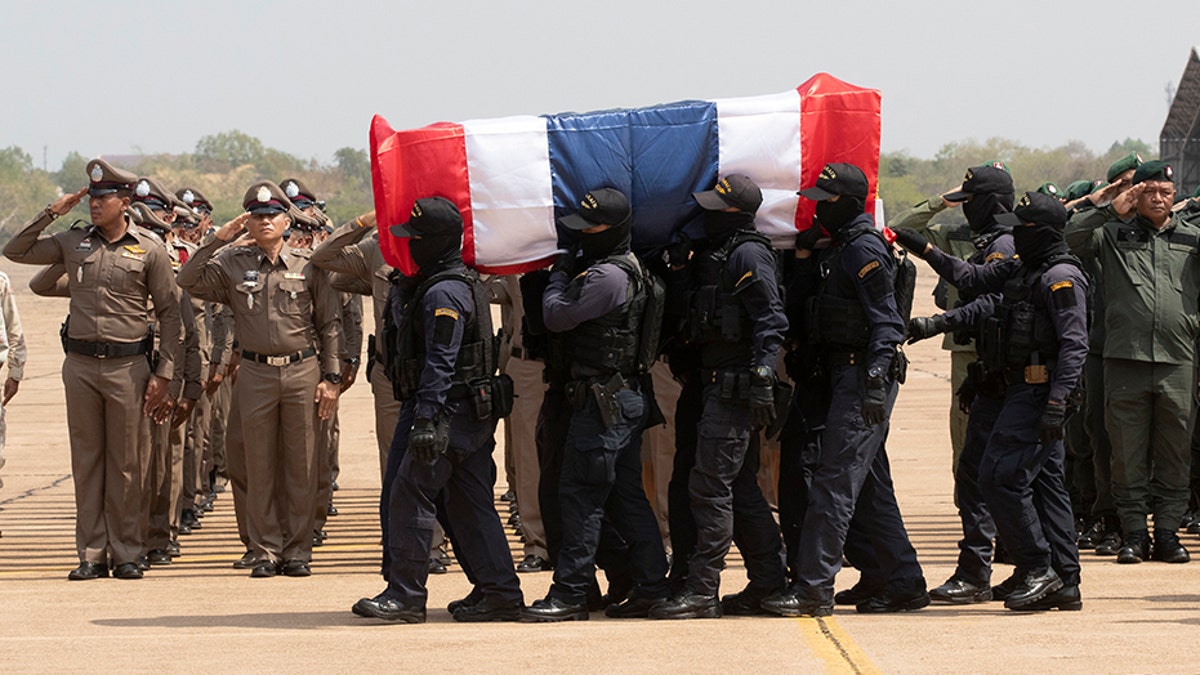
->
[1051,280,1077,309]
[985,252,1007,263]
[857,260,880,278]
[1050,280,1073,292]
[735,270,754,287]
[434,307,459,320]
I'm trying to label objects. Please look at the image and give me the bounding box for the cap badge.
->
[582,194,598,210]
[1018,194,1032,207]
[284,181,299,198]
[135,180,150,198]
[716,178,732,195]
[965,169,975,180]
[989,162,1005,170]
[411,203,423,218]
[182,190,194,204]
[1135,153,1143,163]
[256,186,271,203]
[1165,166,1174,180]
[90,164,104,182]
[1047,184,1058,195]
[820,165,837,181]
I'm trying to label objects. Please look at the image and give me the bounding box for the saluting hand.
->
[49,188,88,216]
[356,210,377,229]
[216,213,251,242]
[1111,183,1145,219]
[315,380,340,420]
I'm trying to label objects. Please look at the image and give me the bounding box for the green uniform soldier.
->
[1064,160,1195,565]
[177,181,342,577]
[3,159,182,580]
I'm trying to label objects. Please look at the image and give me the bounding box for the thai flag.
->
[370,73,880,275]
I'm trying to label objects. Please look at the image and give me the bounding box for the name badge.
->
[121,250,146,261]
[75,239,93,251]
[283,272,306,281]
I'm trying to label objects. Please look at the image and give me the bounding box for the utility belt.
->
[565,372,631,428]
[701,368,752,401]
[1002,355,1057,387]
[64,337,151,359]
[241,347,317,366]
[821,349,909,384]
[448,375,515,422]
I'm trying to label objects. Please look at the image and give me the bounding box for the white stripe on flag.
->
[713,91,803,243]
[462,115,557,268]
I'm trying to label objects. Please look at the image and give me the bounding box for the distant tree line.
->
[0,132,1157,243]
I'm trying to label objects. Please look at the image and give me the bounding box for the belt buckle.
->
[266,355,290,367]
[95,343,110,359]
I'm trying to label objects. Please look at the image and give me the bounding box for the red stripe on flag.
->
[796,73,881,232]
[370,115,472,274]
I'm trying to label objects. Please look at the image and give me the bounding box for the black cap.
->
[694,174,764,212]
[996,191,1069,229]
[559,188,632,231]
[390,197,463,238]
[942,165,1014,202]
[1131,160,1173,185]
[798,163,869,202]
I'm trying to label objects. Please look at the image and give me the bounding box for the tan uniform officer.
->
[3,159,181,580]
[177,181,341,577]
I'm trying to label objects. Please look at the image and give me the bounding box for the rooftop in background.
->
[1161,46,1200,196]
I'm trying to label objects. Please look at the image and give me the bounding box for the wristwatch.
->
[322,372,342,385]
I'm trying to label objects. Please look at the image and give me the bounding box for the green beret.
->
[1036,182,1061,198]
[1131,160,1173,185]
[985,159,1011,174]
[1106,152,1143,182]
[1064,180,1095,201]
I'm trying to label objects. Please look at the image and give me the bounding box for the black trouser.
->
[384,406,520,606]
[954,392,1002,585]
[685,385,786,597]
[547,387,668,603]
[980,382,1079,584]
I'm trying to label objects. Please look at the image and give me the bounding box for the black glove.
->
[955,374,976,414]
[795,225,823,252]
[409,417,440,464]
[1040,401,1067,444]
[749,366,777,429]
[861,368,888,426]
[906,314,949,344]
[892,228,931,258]
[664,232,692,269]
[551,246,577,276]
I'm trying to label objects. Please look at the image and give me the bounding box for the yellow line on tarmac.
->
[795,616,881,674]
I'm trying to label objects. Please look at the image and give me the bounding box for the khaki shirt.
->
[0,272,26,381]
[177,238,341,375]
[3,211,181,380]
[311,219,394,358]
[1066,206,1200,365]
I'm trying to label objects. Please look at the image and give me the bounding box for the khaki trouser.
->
[238,358,320,564]
[225,384,250,549]
[207,375,233,483]
[62,353,149,566]
[642,361,679,545]
[505,356,549,559]
[314,413,336,533]
[181,393,211,516]
[369,360,401,480]
[145,418,184,551]
[950,350,974,474]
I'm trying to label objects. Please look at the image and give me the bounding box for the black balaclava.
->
[703,210,754,245]
[1013,224,1067,267]
[409,234,462,275]
[579,219,632,264]
[815,196,865,237]
[962,191,1014,233]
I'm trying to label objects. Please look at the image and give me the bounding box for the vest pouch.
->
[719,294,743,342]
[1005,303,1037,370]
[718,369,751,402]
[466,377,493,422]
[490,373,515,419]
[396,357,421,401]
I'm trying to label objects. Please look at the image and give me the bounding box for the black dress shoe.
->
[1076,518,1105,549]
[834,580,886,606]
[166,541,181,557]
[760,589,832,617]
[1010,584,1082,612]
[232,550,257,569]
[250,562,279,578]
[326,504,338,517]
[448,589,485,614]
[929,576,992,604]
[313,530,327,547]
[648,592,722,620]
[147,549,172,566]
[857,585,930,614]
[136,555,150,572]
[282,560,312,577]
[453,596,523,622]
[331,480,339,491]
[1117,530,1151,564]
[435,547,452,566]
[521,596,589,622]
[720,588,777,616]
[1095,529,1124,556]
[113,562,144,579]
[990,572,1020,602]
[68,562,108,581]
[178,522,193,536]
[352,594,426,623]
[1003,568,1063,609]
[606,594,662,619]
[428,558,448,575]
[1153,530,1190,563]
[516,554,551,573]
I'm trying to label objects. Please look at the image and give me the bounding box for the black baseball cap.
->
[798,163,869,201]
[943,165,1014,202]
[694,174,764,213]
[559,187,632,231]
[390,197,463,238]
[996,191,1068,229]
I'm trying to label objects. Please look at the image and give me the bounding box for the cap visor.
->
[942,190,971,203]
[693,190,732,210]
[88,187,118,197]
[994,212,1023,226]
[558,213,596,231]
[247,205,287,215]
[389,222,417,238]
[797,186,836,201]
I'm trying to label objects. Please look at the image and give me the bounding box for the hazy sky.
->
[3,0,1198,169]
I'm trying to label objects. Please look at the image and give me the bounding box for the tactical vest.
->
[562,252,646,381]
[685,230,775,369]
[977,254,1082,376]
[808,224,911,351]
[389,266,496,402]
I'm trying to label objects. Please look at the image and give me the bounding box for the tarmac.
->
[0,258,1197,674]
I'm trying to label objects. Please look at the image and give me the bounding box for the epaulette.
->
[136,226,164,245]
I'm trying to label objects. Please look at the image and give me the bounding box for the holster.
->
[889,351,909,385]
[590,373,625,429]
[366,334,377,380]
[764,380,793,440]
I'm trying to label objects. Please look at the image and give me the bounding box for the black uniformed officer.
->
[352,197,522,623]
[651,174,787,620]
[897,191,1089,611]
[763,163,927,617]
[521,188,669,621]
